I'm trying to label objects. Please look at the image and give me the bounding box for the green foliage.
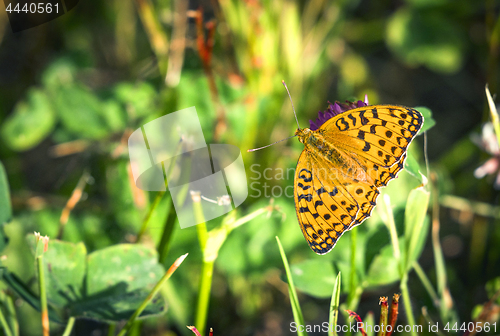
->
[0,162,10,254]
[403,188,430,272]
[415,106,436,133]
[291,260,337,298]
[1,89,56,151]
[386,7,465,73]
[0,0,497,334]
[4,237,167,323]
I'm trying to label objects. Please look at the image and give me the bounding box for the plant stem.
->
[193,193,211,334]
[158,197,177,264]
[381,195,401,268]
[195,259,214,335]
[431,173,451,322]
[5,295,18,336]
[348,226,357,310]
[107,323,116,336]
[0,303,13,336]
[37,256,49,336]
[413,262,439,307]
[134,0,169,75]
[137,191,165,242]
[61,317,75,336]
[400,274,417,336]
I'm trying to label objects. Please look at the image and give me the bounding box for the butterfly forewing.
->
[321,106,423,169]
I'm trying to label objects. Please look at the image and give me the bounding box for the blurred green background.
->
[0,0,499,335]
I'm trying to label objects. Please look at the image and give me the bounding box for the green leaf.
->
[366,244,401,286]
[79,244,166,321]
[114,82,157,119]
[40,239,87,307]
[106,161,145,230]
[41,58,77,89]
[0,267,64,323]
[53,85,110,140]
[486,277,500,302]
[404,153,424,183]
[1,89,56,151]
[0,161,12,254]
[404,187,430,270]
[0,162,12,226]
[414,106,436,133]
[101,100,126,132]
[291,260,336,298]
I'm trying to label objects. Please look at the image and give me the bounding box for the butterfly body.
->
[293,104,423,255]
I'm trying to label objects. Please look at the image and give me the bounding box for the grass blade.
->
[328,272,341,336]
[276,236,307,336]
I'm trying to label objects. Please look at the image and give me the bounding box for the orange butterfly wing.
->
[294,105,423,254]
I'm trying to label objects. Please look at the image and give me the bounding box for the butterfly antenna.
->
[282,80,301,130]
[247,135,297,152]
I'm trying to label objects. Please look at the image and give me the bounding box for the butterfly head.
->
[295,127,312,144]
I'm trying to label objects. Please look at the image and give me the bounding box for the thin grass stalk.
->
[413,262,439,307]
[328,272,341,336]
[137,191,165,242]
[421,307,446,336]
[116,253,188,336]
[134,0,169,75]
[348,226,358,310]
[431,173,450,321]
[158,197,177,264]
[107,323,116,336]
[0,304,13,336]
[381,195,401,274]
[57,170,89,239]
[37,256,49,336]
[5,295,18,336]
[276,236,307,336]
[61,317,75,336]
[139,145,180,245]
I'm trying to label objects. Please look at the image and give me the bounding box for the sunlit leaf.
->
[292,259,336,298]
[1,89,56,151]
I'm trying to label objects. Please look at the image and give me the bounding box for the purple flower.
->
[309,94,369,131]
[472,122,500,188]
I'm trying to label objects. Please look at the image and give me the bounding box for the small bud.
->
[190,191,201,203]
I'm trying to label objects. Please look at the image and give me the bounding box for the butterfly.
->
[293,97,423,255]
